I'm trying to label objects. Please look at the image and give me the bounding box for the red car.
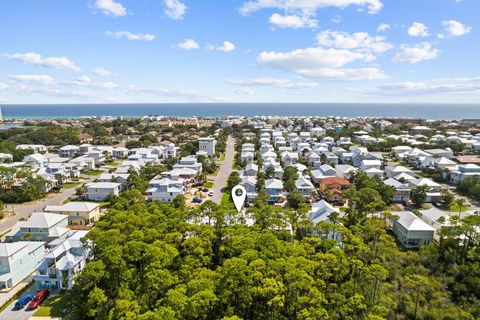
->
[27,289,50,309]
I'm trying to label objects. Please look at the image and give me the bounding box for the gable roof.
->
[44,202,99,213]
[395,211,435,231]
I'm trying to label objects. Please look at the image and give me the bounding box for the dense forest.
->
[62,174,480,320]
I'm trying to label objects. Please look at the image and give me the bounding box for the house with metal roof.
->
[0,242,45,291]
[392,211,435,248]
[5,212,70,243]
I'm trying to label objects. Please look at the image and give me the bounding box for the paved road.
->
[211,136,235,204]
[0,172,103,234]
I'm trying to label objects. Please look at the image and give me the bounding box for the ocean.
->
[1,103,480,120]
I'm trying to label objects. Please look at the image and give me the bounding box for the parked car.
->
[191,198,202,203]
[27,289,50,309]
[14,294,34,310]
[208,191,214,197]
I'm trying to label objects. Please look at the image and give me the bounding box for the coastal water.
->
[1,103,480,120]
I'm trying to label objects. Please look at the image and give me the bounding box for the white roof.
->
[410,178,441,188]
[265,178,283,189]
[395,211,435,231]
[295,176,314,189]
[45,202,99,213]
[25,212,68,228]
[0,241,44,257]
[85,182,121,189]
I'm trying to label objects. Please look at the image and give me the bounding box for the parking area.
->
[0,285,59,320]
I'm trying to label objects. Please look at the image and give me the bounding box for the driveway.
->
[0,283,37,320]
[0,169,107,234]
[211,136,235,204]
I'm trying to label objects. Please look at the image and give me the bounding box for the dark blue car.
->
[14,294,34,310]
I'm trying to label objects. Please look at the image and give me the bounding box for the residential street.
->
[0,171,104,234]
[211,136,235,204]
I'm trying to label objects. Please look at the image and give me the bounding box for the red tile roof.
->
[455,156,480,164]
[319,177,351,187]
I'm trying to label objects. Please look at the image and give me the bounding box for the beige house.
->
[44,202,101,226]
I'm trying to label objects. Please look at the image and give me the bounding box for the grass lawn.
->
[204,181,214,189]
[84,170,103,176]
[33,295,65,317]
[61,182,81,189]
[106,160,121,166]
[221,191,232,207]
[215,153,226,163]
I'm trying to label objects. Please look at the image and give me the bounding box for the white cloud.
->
[163,0,187,20]
[365,77,480,96]
[442,20,472,37]
[92,0,126,17]
[178,38,200,50]
[233,88,255,95]
[227,78,318,89]
[105,31,155,41]
[269,13,317,29]
[392,42,439,64]
[9,74,55,85]
[240,0,383,15]
[2,52,80,72]
[0,83,8,91]
[257,47,386,80]
[76,75,92,83]
[96,82,119,90]
[93,68,112,77]
[209,41,236,52]
[377,23,390,32]
[316,30,393,54]
[408,22,429,37]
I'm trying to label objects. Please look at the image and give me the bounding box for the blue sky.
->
[0,0,479,104]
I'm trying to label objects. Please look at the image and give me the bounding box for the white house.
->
[84,182,121,201]
[5,212,70,243]
[23,154,48,167]
[295,176,315,197]
[0,242,45,291]
[44,202,101,227]
[35,230,89,290]
[409,178,443,203]
[173,156,202,174]
[265,179,284,204]
[385,165,413,178]
[450,164,480,183]
[392,211,435,248]
[198,137,216,157]
[58,145,79,158]
[384,178,411,202]
[147,178,184,202]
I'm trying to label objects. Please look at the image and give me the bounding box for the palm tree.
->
[454,198,468,219]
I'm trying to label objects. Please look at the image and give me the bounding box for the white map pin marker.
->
[231,185,247,213]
